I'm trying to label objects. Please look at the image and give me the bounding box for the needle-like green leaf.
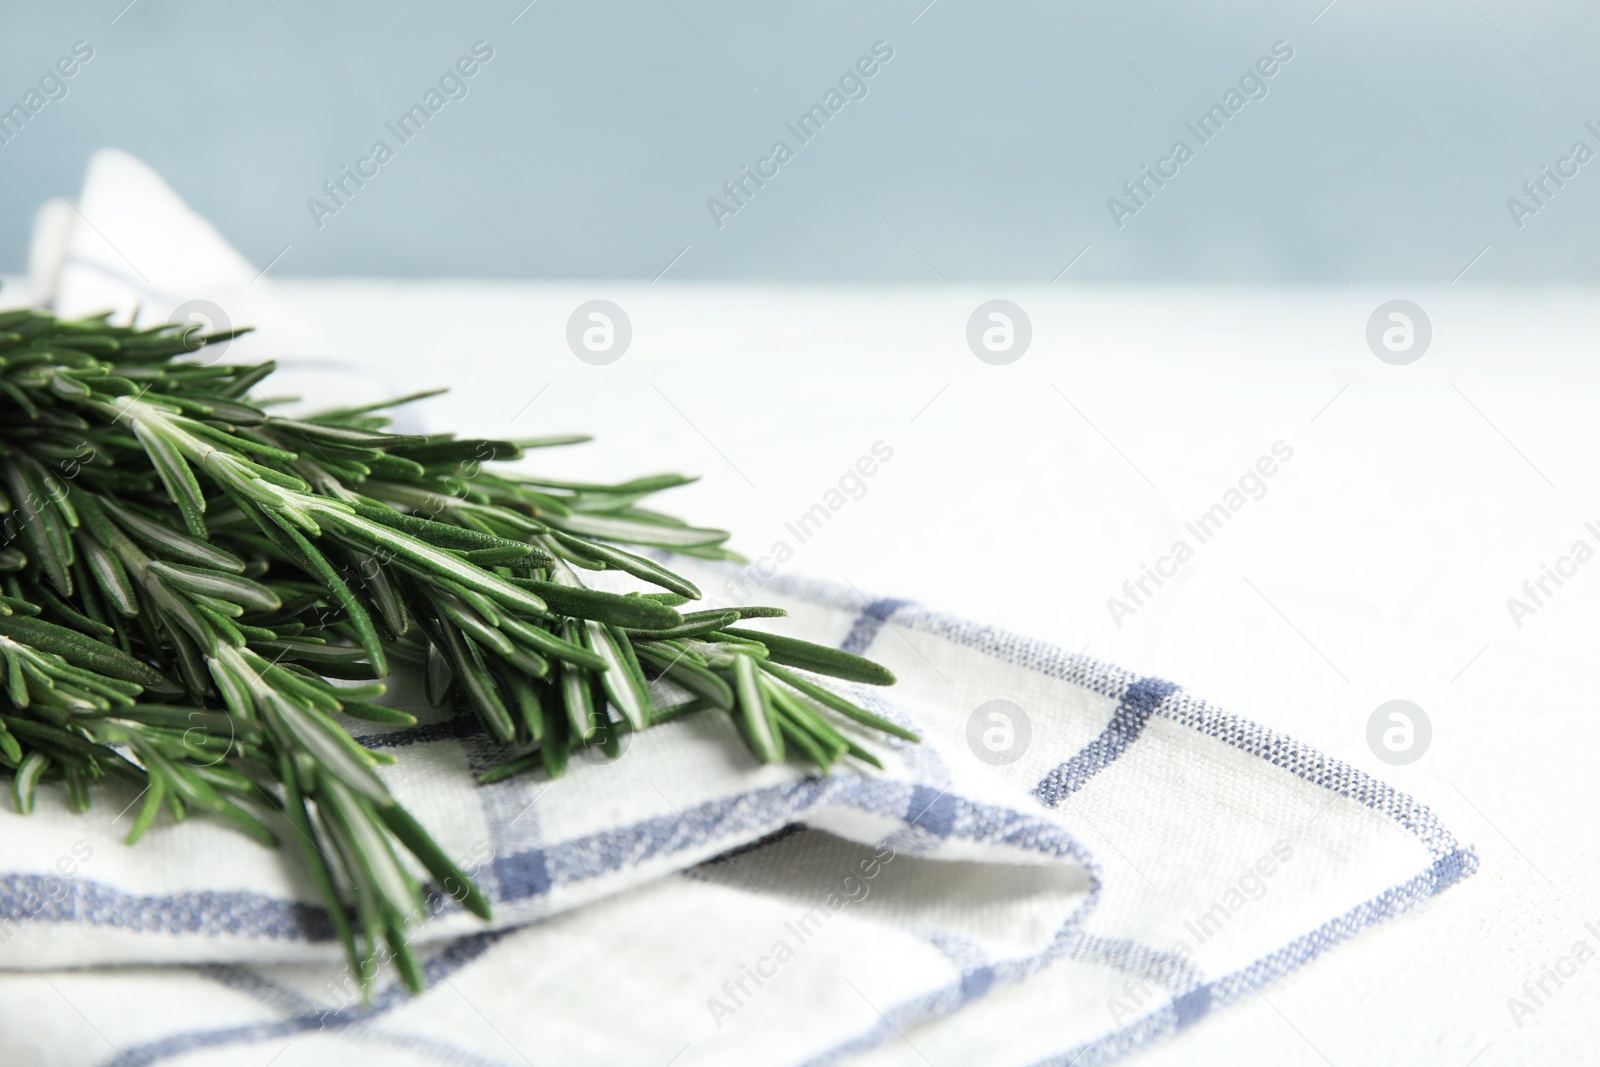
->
[0,307,909,1000]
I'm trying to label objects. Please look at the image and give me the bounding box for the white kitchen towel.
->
[0,152,1477,1066]
[33,147,428,432]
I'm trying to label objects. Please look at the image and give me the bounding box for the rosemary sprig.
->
[0,308,909,996]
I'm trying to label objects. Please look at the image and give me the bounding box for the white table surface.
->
[21,277,1599,1064]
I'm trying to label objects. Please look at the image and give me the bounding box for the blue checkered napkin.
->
[0,564,1099,972]
[0,562,1475,1067]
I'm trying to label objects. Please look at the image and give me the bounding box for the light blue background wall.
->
[1,0,1594,281]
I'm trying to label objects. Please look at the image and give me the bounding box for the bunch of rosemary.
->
[0,308,910,994]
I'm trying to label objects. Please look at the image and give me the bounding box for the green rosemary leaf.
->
[430,610,515,744]
[0,614,172,689]
[582,622,650,731]
[211,793,280,848]
[374,802,493,920]
[355,552,409,639]
[187,422,298,465]
[507,434,591,449]
[758,662,920,742]
[1,715,120,764]
[387,916,426,994]
[506,577,680,630]
[774,712,832,772]
[34,584,114,638]
[130,421,208,538]
[560,620,598,742]
[217,360,278,399]
[0,380,39,419]
[63,764,92,813]
[347,501,551,562]
[433,593,515,658]
[545,511,730,549]
[322,779,416,918]
[625,609,741,641]
[125,776,167,845]
[544,535,607,571]
[455,545,539,567]
[487,636,551,681]
[540,695,570,779]
[648,695,713,726]
[524,473,696,496]
[13,751,49,813]
[263,692,391,803]
[319,509,547,617]
[315,789,400,998]
[506,671,544,743]
[0,594,41,616]
[160,392,267,426]
[3,462,73,595]
[270,418,429,451]
[93,497,246,572]
[695,632,769,661]
[361,453,428,480]
[274,749,362,983]
[840,739,885,769]
[635,642,734,710]
[722,626,897,686]
[248,657,346,716]
[253,640,382,681]
[547,532,700,598]
[386,438,519,466]
[147,561,281,614]
[763,680,850,758]
[80,537,139,616]
[478,751,540,785]
[424,642,453,706]
[160,617,210,699]
[734,606,789,620]
[267,518,389,678]
[732,654,780,763]
[0,720,21,764]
